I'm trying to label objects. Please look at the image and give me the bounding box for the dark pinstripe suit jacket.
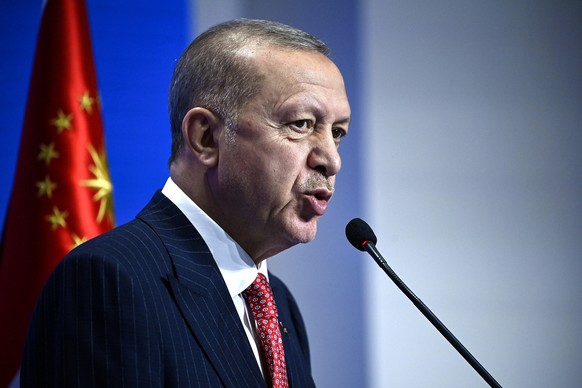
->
[21,191,316,387]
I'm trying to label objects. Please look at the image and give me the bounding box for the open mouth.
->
[304,189,333,216]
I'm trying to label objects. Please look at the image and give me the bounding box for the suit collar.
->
[161,178,266,299]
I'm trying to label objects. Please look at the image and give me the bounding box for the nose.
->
[307,130,342,177]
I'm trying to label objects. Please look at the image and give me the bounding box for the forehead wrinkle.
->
[250,49,349,121]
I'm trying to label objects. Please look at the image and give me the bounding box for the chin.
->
[287,219,318,244]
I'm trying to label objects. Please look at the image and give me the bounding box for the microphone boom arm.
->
[364,241,502,388]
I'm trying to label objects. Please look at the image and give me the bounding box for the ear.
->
[181,107,222,167]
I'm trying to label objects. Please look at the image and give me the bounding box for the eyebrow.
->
[334,117,351,126]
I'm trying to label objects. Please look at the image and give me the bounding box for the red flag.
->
[0,0,114,385]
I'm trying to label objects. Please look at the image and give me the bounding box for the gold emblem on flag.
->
[81,145,113,223]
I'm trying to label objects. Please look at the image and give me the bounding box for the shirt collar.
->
[161,177,268,297]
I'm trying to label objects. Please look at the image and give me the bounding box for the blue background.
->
[1,0,189,226]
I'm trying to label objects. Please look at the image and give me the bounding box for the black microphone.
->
[345,218,502,388]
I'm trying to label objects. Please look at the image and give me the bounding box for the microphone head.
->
[345,218,377,251]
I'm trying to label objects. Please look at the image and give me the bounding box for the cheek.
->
[276,141,310,169]
[232,138,310,194]
[269,151,308,189]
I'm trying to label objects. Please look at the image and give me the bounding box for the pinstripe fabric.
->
[21,191,316,387]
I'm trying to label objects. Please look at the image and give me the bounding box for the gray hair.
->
[168,19,330,164]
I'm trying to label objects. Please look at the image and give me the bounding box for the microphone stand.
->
[364,241,502,388]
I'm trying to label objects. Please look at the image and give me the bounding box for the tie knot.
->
[243,273,278,320]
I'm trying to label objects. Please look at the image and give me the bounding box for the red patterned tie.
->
[243,273,289,388]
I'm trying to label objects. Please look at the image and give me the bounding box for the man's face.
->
[213,48,351,262]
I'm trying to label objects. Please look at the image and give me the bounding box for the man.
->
[21,19,350,387]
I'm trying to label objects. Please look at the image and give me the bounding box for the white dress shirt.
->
[161,177,267,373]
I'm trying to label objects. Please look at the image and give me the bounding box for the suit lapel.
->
[165,273,264,387]
[137,192,265,387]
[270,277,316,388]
[270,281,298,387]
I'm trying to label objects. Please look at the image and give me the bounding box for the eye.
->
[332,127,347,139]
[291,119,314,131]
